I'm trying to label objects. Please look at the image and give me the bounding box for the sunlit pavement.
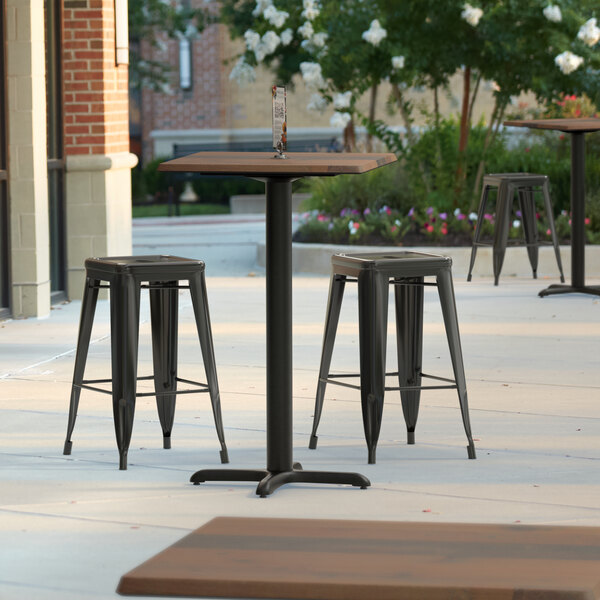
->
[1,215,599,599]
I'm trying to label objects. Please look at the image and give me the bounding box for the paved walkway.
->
[1,215,600,599]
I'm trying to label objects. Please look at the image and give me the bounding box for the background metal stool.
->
[309,251,476,464]
[467,173,565,285]
[63,255,229,469]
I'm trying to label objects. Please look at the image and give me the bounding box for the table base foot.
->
[539,284,600,297]
[190,467,370,497]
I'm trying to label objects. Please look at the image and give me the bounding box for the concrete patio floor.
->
[1,215,600,599]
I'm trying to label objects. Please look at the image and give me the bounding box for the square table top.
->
[504,118,600,133]
[157,151,397,177]
[118,516,600,599]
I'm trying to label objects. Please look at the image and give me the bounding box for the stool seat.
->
[309,250,476,464]
[468,173,565,285]
[63,255,229,469]
[85,255,206,278]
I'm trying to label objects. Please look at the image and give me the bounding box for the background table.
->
[159,152,396,496]
[504,118,600,297]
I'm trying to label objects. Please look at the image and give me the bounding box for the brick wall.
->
[141,22,228,161]
[63,0,129,156]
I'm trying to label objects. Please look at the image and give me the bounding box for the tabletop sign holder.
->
[272,85,287,159]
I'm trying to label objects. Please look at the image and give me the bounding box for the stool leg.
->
[467,184,490,282]
[150,281,179,450]
[110,274,141,470]
[309,274,346,450]
[189,271,229,464]
[63,277,100,455]
[394,277,424,445]
[436,268,476,459]
[358,271,389,464]
[518,186,539,279]
[542,180,566,283]
[493,181,512,285]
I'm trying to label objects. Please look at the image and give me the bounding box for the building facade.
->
[1,0,136,319]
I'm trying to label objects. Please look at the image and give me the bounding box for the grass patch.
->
[132,203,230,218]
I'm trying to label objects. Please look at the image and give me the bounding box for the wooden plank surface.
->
[504,118,600,132]
[157,152,397,176]
[118,517,600,599]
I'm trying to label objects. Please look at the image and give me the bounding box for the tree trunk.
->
[343,118,356,152]
[454,66,472,203]
[366,83,378,152]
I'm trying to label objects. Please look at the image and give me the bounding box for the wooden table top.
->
[118,516,600,599]
[504,118,600,133]
[157,151,397,177]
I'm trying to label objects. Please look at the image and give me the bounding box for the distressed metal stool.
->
[309,251,476,464]
[63,255,229,469]
[467,173,565,285]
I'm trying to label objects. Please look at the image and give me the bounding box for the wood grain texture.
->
[504,118,600,133]
[157,152,397,177]
[118,517,600,599]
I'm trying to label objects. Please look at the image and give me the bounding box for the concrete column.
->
[6,0,50,318]
[66,152,137,298]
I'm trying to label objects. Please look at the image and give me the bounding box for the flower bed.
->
[292,204,592,247]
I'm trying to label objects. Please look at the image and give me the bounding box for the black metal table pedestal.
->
[540,132,600,297]
[190,177,370,496]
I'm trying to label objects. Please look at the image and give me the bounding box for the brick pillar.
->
[5,0,51,318]
[63,0,137,298]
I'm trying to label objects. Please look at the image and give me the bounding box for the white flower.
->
[252,0,272,17]
[229,57,256,86]
[330,111,352,129]
[362,19,387,46]
[298,21,314,39]
[513,220,521,228]
[469,212,478,221]
[312,32,328,48]
[302,0,320,21]
[280,28,293,45]
[261,31,281,53]
[461,3,483,26]
[244,29,261,51]
[555,50,584,74]
[578,18,600,47]
[307,93,327,112]
[333,91,352,109]
[300,61,326,89]
[263,5,289,29]
[543,5,562,23]
[391,55,405,70]
[491,81,501,92]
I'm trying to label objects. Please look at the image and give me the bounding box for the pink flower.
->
[585,217,591,225]
[546,229,552,236]
[391,225,397,232]
[426,224,434,233]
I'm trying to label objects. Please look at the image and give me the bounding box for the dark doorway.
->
[45,0,67,301]
[0,0,10,318]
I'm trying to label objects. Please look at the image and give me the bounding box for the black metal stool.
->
[467,173,565,285]
[309,251,476,464]
[63,255,229,469]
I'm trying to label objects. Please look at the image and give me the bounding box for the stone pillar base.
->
[66,152,138,299]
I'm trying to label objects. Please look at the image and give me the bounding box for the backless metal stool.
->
[309,251,476,464]
[63,255,229,469]
[467,173,565,285]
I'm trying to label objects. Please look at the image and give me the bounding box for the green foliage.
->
[302,162,416,216]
